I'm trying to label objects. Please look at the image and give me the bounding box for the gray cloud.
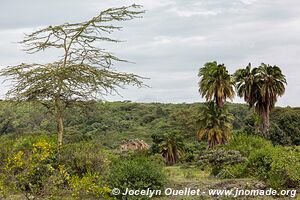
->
[0,0,299,106]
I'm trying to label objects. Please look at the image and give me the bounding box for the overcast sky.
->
[0,0,299,106]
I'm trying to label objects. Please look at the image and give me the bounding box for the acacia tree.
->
[1,5,145,147]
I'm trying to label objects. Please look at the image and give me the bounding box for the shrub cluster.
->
[197,148,246,177]
[225,134,300,189]
[0,135,112,199]
[109,154,166,200]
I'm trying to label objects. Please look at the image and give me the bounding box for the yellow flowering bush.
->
[70,172,112,199]
[0,136,112,199]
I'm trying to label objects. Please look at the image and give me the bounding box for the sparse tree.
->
[1,5,145,148]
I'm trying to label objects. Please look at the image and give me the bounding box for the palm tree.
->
[198,61,235,108]
[197,102,234,148]
[234,63,259,107]
[255,64,287,134]
[159,131,184,166]
[234,63,287,135]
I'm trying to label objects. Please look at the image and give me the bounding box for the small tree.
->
[152,131,184,166]
[1,5,145,147]
[197,102,234,148]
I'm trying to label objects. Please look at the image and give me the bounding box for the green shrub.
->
[221,163,247,178]
[0,136,114,199]
[109,154,166,199]
[270,108,300,146]
[69,172,112,199]
[268,148,300,189]
[225,133,273,157]
[246,146,276,180]
[245,146,300,189]
[58,142,110,176]
[0,135,14,168]
[197,148,246,176]
[2,138,57,198]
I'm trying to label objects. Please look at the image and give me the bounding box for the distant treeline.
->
[0,100,299,146]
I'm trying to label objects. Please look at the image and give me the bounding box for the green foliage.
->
[109,154,166,199]
[269,108,300,145]
[245,146,300,189]
[197,102,234,148]
[0,101,52,135]
[225,133,273,157]
[151,131,185,166]
[1,101,300,149]
[246,146,276,180]
[2,138,57,198]
[180,142,203,163]
[226,134,300,189]
[69,172,112,199]
[1,100,300,198]
[221,163,247,179]
[268,148,300,189]
[234,63,287,135]
[198,61,234,107]
[0,135,112,199]
[58,142,110,176]
[197,148,246,177]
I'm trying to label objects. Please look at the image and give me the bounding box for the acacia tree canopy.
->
[1,4,146,147]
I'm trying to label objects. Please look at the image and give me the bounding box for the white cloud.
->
[240,0,259,5]
[168,7,220,17]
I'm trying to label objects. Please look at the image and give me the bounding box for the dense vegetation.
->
[0,100,299,199]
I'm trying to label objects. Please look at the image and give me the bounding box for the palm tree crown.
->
[234,63,287,135]
[197,102,234,148]
[159,131,185,166]
[198,61,234,108]
[234,63,259,107]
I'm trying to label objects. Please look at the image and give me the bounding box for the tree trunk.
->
[265,105,270,134]
[260,107,270,136]
[55,98,64,149]
[56,111,64,148]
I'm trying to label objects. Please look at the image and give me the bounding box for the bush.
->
[225,133,273,157]
[58,141,111,176]
[221,163,247,178]
[245,146,300,189]
[270,108,300,146]
[268,122,293,146]
[226,133,300,189]
[2,138,57,198]
[69,172,112,199]
[246,146,276,180]
[0,135,113,199]
[181,142,205,163]
[109,154,166,199]
[197,148,246,176]
[267,148,300,189]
